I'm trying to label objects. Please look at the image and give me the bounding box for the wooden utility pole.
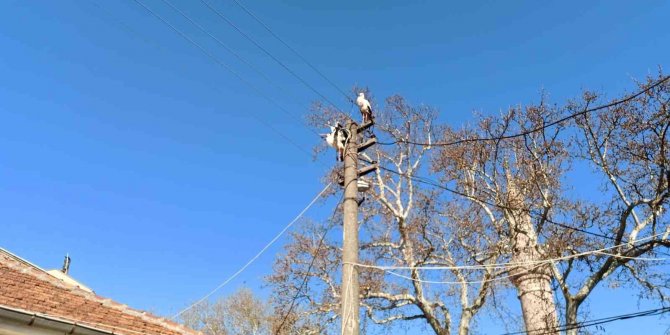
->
[339,118,376,335]
[341,121,360,335]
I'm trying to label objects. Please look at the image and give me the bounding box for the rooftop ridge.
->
[0,248,50,275]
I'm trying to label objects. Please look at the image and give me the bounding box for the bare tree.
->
[434,73,670,334]
[553,73,670,334]
[181,288,272,335]
[270,74,670,335]
[268,219,340,335]
[269,94,505,334]
[435,100,567,334]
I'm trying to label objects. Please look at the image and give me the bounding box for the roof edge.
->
[0,304,116,335]
[0,248,50,275]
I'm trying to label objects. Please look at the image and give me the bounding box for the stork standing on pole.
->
[356,92,373,123]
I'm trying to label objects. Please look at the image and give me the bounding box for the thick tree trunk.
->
[512,268,558,334]
[508,211,559,334]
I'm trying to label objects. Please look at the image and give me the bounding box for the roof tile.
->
[0,250,199,335]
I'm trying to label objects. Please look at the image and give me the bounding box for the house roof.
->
[0,248,199,335]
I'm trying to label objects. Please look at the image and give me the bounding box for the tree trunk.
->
[508,212,559,334]
[513,268,558,334]
[458,311,472,335]
[564,299,579,335]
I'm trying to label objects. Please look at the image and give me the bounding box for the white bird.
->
[356,92,373,123]
[322,124,347,161]
[336,127,347,150]
[323,126,337,148]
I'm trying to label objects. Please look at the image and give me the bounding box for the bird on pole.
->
[321,123,347,161]
[356,92,373,123]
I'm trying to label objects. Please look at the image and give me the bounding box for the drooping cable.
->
[364,160,651,246]
[377,75,670,146]
[274,179,354,335]
[348,232,666,271]
[499,306,670,335]
[172,182,332,319]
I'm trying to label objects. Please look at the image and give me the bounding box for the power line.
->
[158,0,319,130]
[110,4,670,326]
[95,0,332,167]
[228,0,355,104]
[499,306,670,335]
[130,0,318,159]
[274,208,337,335]
[198,0,351,116]
[378,75,670,146]
[365,159,670,252]
[368,160,670,255]
[104,2,343,323]
[274,179,353,335]
[89,4,670,333]
[172,182,332,320]
[382,263,543,285]
[350,233,667,272]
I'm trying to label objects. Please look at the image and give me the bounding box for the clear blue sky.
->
[1,0,669,333]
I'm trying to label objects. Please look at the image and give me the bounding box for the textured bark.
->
[513,269,558,334]
[507,192,558,334]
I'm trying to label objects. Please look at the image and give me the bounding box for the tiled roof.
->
[0,249,199,335]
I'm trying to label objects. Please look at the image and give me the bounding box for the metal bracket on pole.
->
[357,137,377,153]
[358,164,378,177]
[358,120,374,133]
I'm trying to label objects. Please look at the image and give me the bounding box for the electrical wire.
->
[386,163,670,257]
[593,250,669,261]
[273,209,338,335]
[376,248,670,286]
[124,0,343,318]
[499,306,670,335]
[228,0,355,104]
[361,158,670,257]
[377,75,670,146]
[88,1,346,325]
[364,160,645,246]
[158,0,323,133]
[90,4,670,328]
[382,263,545,285]
[274,179,354,335]
[131,0,319,160]
[198,0,351,116]
[347,232,666,272]
[172,182,332,320]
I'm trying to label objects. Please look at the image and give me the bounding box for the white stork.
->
[322,124,347,161]
[356,92,373,123]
